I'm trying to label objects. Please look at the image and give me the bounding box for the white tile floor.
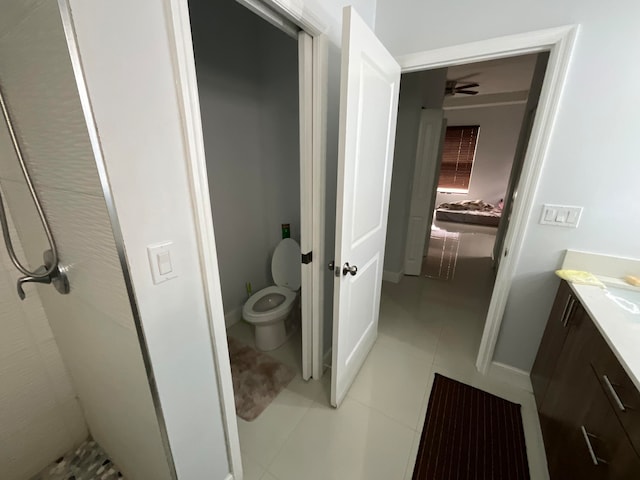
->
[227,221,549,480]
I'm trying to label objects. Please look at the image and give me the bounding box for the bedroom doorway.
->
[402,52,549,280]
[381,50,550,375]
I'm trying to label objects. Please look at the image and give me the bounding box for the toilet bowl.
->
[242,238,301,351]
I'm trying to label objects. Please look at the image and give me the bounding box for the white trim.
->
[299,30,313,381]
[236,0,299,38]
[311,34,328,380]
[398,25,579,375]
[398,26,576,72]
[488,361,533,393]
[224,307,243,329]
[164,1,242,477]
[223,474,234,480]
[382,270,404,283]
[261,0,327,36]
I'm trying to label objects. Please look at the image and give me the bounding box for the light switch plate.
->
[540,204,583,228]
[147,242,178,284]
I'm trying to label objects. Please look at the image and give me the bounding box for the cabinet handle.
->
[603,375,627,412]
[562,297,576,327]
[581,426,606,466]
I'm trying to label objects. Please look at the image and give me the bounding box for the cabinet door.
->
[532,280,577,409]
[538,303,598,477]
[568,367,640,480]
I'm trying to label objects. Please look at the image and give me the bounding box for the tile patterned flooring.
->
[227,222,549,480]
[33,439,123,480]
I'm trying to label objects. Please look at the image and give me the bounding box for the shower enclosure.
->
[0,1,173,478]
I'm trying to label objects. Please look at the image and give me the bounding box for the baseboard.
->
[488,361,533,393]
[224,307,243,329]
[223,473,234,480]
[382,269,403,283]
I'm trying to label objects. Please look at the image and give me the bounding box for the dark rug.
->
[412,374,530,479]
[227,337,295,421]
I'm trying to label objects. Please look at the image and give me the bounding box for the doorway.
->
[384,52,549,386]
[189,0,303,369]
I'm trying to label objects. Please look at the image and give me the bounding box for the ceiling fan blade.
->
[457,82,480,89]
[456,90,479,95]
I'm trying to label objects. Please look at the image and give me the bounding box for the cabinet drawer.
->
[591,332,640,457]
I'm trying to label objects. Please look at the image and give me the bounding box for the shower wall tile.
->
[0,401,76,480]
[0,178,49,269]
[35,186,136,332]
[38,338,77,404]
[38,284,172,480]
[0,347,58,432]
[0,0,102,197]
[60,397,89,446]
[0,0,46,40]
[20,292,54,344]
[0,194,87,480]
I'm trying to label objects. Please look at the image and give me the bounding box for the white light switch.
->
[157,251,172,275]
[147,242,178,284]
[540,204,583,228]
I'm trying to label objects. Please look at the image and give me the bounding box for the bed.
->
[435,200,502,227]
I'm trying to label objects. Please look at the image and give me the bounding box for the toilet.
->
[242,238,301,351]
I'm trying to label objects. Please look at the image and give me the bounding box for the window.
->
[437,125,480,193]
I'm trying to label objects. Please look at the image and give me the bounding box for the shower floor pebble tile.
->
[32,439,123,480]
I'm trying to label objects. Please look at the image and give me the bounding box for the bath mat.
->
[227,337,295,421]
[412,374,530,480]
[423,229,460,280]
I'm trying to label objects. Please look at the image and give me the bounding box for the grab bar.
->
[0,81,69,299]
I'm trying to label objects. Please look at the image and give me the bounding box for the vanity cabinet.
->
[530,280,578,410]
[532,281,640,479]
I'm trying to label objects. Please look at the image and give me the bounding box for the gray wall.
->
[375,0,640,371]
[384,69,447,276]
[191,0,300,317]
[435,103,526,207]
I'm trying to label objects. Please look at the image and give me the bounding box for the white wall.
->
[0,2,172,479]
[375,0,640,370]
[0,197,87,479]
[66,0,234,478]
[435,103,526,207]
[191,0,300,319]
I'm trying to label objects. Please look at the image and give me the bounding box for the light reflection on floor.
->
[423,220,497,281]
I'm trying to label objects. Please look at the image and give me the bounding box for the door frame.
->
[398,25,578,374]
[165,0,327,478]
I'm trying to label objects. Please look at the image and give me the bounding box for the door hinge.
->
[302,251,313,264]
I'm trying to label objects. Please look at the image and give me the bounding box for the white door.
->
[330,6,401,407]
[403,110,446,276]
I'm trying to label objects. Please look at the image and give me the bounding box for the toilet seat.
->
[242,285,296,324]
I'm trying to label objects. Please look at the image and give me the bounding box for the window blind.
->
[438,125,479,192]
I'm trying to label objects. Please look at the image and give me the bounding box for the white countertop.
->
[569,282,640,391]
[559,250,640,390]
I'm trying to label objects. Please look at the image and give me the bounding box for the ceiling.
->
[446,53,538,97]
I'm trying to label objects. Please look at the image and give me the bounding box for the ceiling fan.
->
[445,78,480,96]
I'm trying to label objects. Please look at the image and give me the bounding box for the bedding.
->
[435,199,502,227]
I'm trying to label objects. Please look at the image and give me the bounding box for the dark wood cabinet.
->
[533,281,640,479]
[531,280,577,409]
